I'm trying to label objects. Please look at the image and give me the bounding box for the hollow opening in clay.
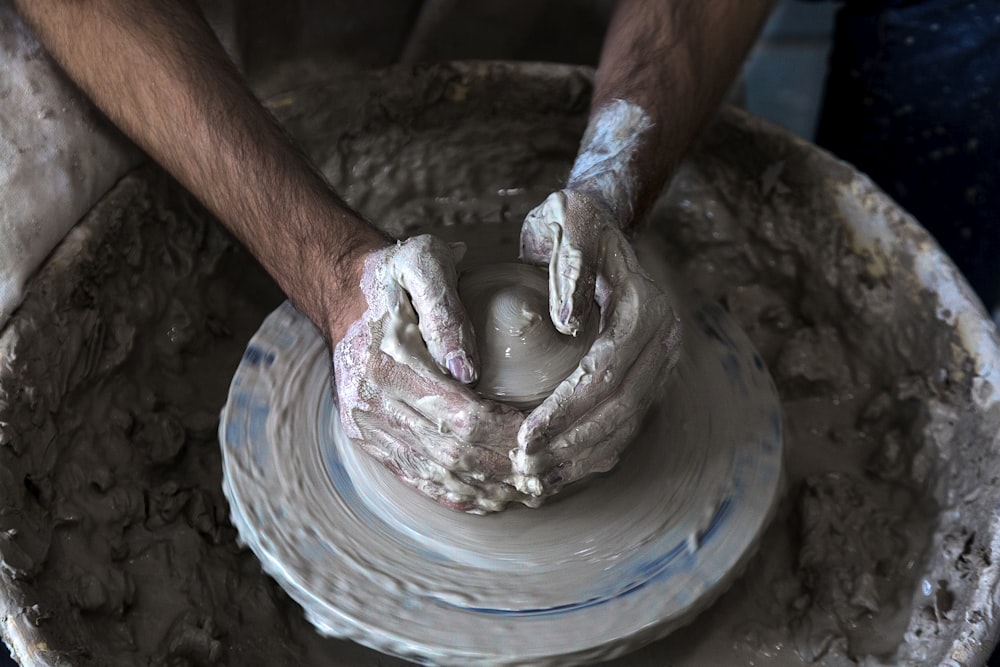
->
[458,262,598,410]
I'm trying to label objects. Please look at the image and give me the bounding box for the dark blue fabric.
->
[815,0,1000,311]
[812,1,1000,662]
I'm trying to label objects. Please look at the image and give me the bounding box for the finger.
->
[355,426,490,512]
[358,415,528,514]
[593,226,657,308]
[549,195,602,336]
[519,194,560,265]
[547,234,590,336]
[510,336,652,478]
[449,241,467,264]
[513,337,671,493]
[403,369,524,448]
[393,235,479,384]
[518,387,648,496]
[369,348,524,454]
[394,395,515,474]
[520,191,599,336]
[516,278,657,457]
[351,422,423,485]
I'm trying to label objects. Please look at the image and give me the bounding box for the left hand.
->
[513,188,682,497]
[332,235,530,513]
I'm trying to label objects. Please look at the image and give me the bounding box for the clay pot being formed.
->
[458,262,598,410]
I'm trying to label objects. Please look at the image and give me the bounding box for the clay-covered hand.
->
[513,189,681,496]
[332,235,528,513]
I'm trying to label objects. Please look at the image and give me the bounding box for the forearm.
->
[13,0,387,341]
[573,0,776,229]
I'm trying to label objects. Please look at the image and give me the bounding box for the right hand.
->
[513,189,682,497]
[331,235,530,513]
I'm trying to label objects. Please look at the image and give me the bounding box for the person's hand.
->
[512,189,682,497]
[331,234,531,513]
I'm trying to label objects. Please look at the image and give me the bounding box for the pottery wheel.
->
[220,259,784,666]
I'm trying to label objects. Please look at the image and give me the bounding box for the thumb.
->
[547,191,599,337]
[393,235,479,384]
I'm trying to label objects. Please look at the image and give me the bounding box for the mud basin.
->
[0,63,998,666]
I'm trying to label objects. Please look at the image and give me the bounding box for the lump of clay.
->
[459,263,598,409]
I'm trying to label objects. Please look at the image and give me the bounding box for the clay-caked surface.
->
[0,64,998,666]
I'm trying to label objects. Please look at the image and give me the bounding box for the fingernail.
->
[522,430,547,456]
[448,353,475,384]
[558,302,580,336]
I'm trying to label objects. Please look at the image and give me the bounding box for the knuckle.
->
[402,233,436,255]
[448,407,480,441]
[430,441,463,469]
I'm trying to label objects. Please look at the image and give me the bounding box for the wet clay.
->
[458,263,598,410]
[1,63,998,666]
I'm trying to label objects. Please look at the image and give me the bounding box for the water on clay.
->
[0,81,992,665]
[458,263,599,410]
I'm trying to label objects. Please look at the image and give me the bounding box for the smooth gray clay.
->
[459,263,598,409]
